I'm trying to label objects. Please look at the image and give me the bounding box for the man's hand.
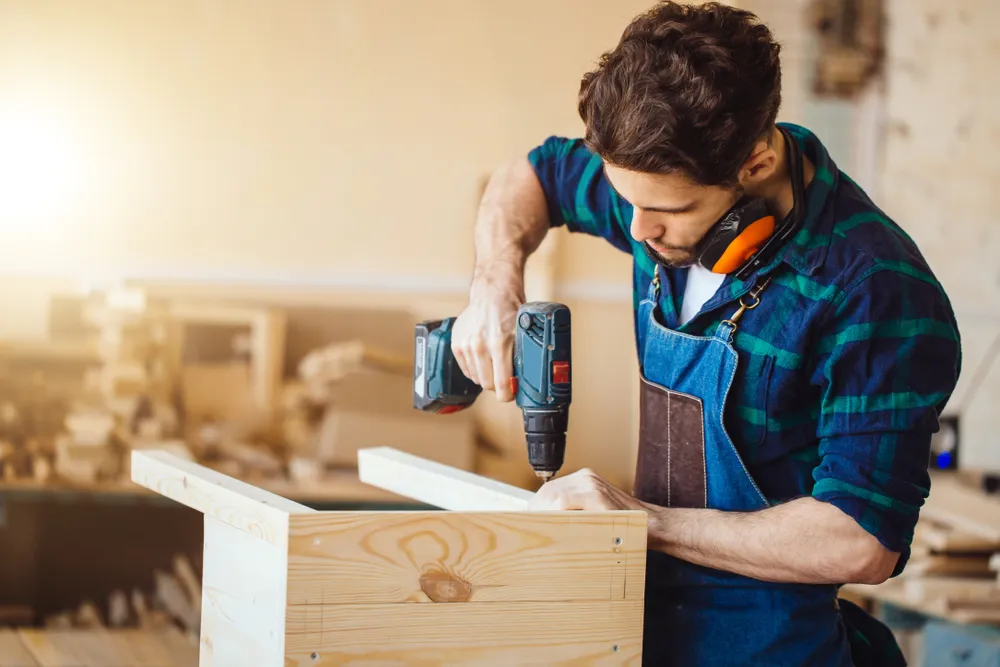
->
[451,270,524,402]
[528,468,652,512]
[451,157,551,403]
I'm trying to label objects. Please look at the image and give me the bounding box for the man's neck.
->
[751,127,815,221]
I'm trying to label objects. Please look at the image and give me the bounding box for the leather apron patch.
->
[634,375,707,508]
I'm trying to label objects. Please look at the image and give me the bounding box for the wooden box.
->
[131,448,647,666]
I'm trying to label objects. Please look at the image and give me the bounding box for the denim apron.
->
[635,266,854,667]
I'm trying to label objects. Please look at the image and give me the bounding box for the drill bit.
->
[535,470,555,484]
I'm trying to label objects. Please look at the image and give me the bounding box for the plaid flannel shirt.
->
[528,123,962,574]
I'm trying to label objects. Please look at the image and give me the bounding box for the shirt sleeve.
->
[809,266,962,575]
[527,136,634,254]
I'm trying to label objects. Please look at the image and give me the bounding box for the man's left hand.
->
[527,468,652,512]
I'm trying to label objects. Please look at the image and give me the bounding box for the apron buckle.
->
[721,277,772,329]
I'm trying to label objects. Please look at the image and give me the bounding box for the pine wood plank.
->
[923,474,1000,540]
[286,510,647,604]
[915,519,1000,552]
[131,450,313,548]
[284,600,643,666]
[0,629,38,667]
[357,446,534,510]
[200,516,287,667]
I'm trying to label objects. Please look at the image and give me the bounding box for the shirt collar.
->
[762,123,839,277]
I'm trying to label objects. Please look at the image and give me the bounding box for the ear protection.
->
[696,196,776,276]
[693,126,806,281]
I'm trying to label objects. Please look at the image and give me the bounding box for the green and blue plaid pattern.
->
[528,123,962,573]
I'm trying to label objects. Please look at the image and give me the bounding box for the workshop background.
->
[0,0,997,665]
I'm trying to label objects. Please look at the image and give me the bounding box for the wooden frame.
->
[168,301,287,420]
[132,448,647,666]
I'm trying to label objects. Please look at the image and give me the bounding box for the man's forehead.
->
[603,161,709,209]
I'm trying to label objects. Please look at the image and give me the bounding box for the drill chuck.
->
[523,407,568,479]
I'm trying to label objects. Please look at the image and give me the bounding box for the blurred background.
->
[0,0,997,665]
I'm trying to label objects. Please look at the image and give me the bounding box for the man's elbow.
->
[845,539,899,585]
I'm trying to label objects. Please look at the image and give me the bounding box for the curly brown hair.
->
[578,1,782,187]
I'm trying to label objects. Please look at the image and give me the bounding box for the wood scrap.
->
[914,517,1000,553]
[44,612,73,629]
[288,456,321,484]
[923,473,1000,540]
[154,570,200,633]
[74,600,104,629]
[298,340,410,387]
[172,555,201,616]
[905,552,995,577]
[131,589,150,628]
[109,590,130,628]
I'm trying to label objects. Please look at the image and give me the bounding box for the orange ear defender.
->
[697,196,776,275]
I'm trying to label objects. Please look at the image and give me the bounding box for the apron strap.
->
[714,276,773,342]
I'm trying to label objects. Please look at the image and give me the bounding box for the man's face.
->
[604,163,742,268]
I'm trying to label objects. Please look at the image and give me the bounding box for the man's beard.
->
[642,241,699,269]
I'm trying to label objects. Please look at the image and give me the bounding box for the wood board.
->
[357,445,534,511]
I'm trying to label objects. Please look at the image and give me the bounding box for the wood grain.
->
[284,600,643,666]
[286,511,647,605]
[200,516,287,667]
[131,450,313,547]
[357,446,534,510]
[0,629,38,667]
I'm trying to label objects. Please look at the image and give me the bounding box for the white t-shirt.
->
[679,263,726,325]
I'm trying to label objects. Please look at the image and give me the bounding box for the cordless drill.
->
[413,302,571,482]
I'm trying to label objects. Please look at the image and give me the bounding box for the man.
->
[451,2,961,666]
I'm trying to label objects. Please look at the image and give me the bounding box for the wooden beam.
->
[286,510,647,605]
[357,446,534,511]
[131,450,314,548]
[201,516,288,667]
[284,600,643,665]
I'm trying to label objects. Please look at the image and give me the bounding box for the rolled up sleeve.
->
[527,136,634,254]
[809,266,961,574]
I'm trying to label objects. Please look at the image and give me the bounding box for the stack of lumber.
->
[42,554,202,640]
[0,289,480,496]
[281,340,476,477]
[847,473,1000,625]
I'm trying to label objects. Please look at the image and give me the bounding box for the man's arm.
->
[528,469,898,585]
[452,137,633,400]
[451,157,551,400]
[648,497,898,584]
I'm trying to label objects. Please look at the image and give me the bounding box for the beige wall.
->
[0,0,641,285]
[0,0,654,486]
[880,0,1000,470]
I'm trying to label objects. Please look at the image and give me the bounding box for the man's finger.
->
[472,341,496,391]
[491,338,515,402]
[452,346,473,382]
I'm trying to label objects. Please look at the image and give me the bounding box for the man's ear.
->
[738,136,779,186]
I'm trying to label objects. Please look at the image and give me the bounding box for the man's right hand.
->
[451,270,525,403]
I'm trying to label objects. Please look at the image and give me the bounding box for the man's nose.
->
[630,208,665,243]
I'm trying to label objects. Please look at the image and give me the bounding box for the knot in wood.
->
[419,570,472,602]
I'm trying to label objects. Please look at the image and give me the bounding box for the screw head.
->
[612,644,620,652]
[311,652,319,661]
[614,537,622,546]
[519,313,531,329]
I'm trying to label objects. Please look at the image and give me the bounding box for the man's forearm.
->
[647,497,899,585]
[472,157,550,286]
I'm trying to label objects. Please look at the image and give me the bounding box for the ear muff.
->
[698,196,775,275]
